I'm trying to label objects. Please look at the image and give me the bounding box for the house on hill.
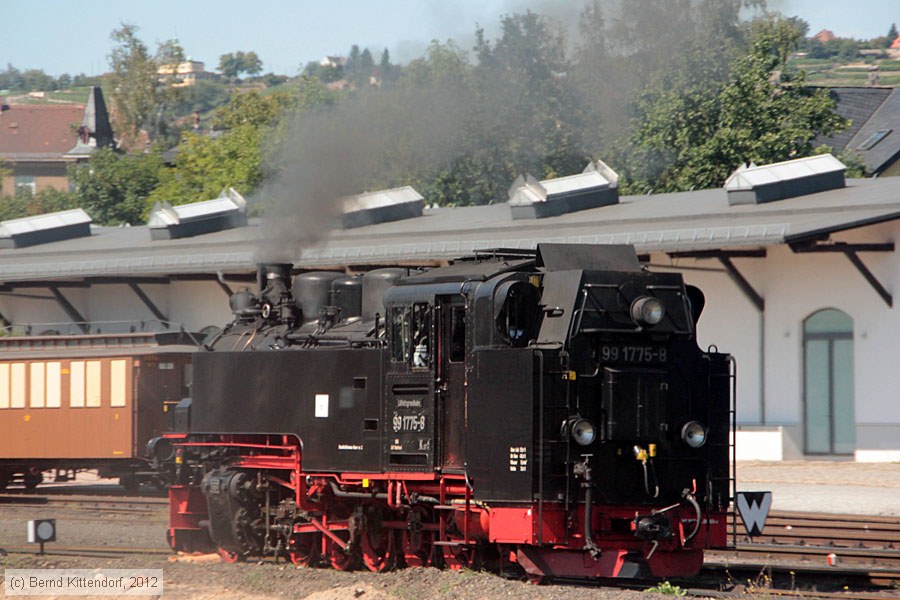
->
[889,35,900,58]
[813,29,836,43]
[0,87,114,196]
[156,60,217,87]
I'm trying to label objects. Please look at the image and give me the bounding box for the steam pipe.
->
[576,457,602,560]
[327,481,438,505]
[682,490,702,545]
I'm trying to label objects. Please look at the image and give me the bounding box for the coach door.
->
[803,309,855,455]
[437,296,467,470]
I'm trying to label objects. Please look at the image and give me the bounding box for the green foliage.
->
[147,87,330,206]
[108,24,159,145]
[825,146,867,178]
[393,12,587,206]
[622,16,848,193]
[107,25,191,149]
[218,51,263,80]
[149,125,264,205]
[0,187,80,221]
[68,148,164,224]
[172,79,231,116]
[645,581,687,596]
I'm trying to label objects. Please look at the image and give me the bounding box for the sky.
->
[2,0,898,77]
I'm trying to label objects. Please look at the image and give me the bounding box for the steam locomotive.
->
[161,244,732,581]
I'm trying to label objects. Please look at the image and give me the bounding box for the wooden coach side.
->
[0,351,192,460]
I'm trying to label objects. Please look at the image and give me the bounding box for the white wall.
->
[651,254,763,425]
[0,281,231,335]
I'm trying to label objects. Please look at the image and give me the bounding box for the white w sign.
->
[736,491,772,537]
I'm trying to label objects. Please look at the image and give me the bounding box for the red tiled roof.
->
[0,104,84,158]
[891,35,900,50]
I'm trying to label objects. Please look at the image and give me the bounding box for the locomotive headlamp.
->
[681,421,708,448]
[562,418,597,446]
[631,296,665,326]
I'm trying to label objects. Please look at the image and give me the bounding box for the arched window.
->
[803,309,854,455]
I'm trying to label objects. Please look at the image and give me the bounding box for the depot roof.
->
[1,176,899,283]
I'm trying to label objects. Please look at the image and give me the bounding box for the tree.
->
[218,51,263,79]
[147,90,308,206]
[622,16,848,193]
[108,24,158,146]
[107,25,186,149]
[68,148,164,224]
[888,23,899,46]
[379,48,394,83]
[218,52,241,79]
[241,51,263,76]
[574,0,758,150]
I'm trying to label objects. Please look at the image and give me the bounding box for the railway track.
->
[727,510,900,567]
[699,509,900,592]
[2,544,169,559]
[0,492,167,515]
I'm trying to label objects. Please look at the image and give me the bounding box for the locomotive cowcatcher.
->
[162,244,733,580]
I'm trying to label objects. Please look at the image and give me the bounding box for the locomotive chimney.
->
[255,263,297,324]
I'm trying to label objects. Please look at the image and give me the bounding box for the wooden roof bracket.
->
[48,285,89,333]
[790,241,894,307]
[128,282,169,327]
[667,249,766,312]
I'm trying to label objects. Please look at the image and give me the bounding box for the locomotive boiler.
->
[162,244,733,580]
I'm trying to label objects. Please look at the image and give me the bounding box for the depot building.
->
[1,155,900,462]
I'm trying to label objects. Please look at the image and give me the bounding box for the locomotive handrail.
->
[1,319,191,337]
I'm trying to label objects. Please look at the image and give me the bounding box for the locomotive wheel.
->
[401,505,434,568]
[360,507,396,572]
[326,531,356,571]
[288,532,320,567]
[324,504,359,571]
[0,470,10,491]
[218,548,242,563]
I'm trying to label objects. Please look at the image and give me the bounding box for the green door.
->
[803,309,855,455]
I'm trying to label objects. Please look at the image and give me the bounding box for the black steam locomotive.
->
[162,244,732,580]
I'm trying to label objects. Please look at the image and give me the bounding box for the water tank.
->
[292,271,344,323]
[362,268,407,322]
[331,276,363,321]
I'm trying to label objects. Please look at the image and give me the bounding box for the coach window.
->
[46,362,61,408]
[11,363,25,408]
[86,360,102,408]
[390,306,411,363]
[30,363,45,408]
[70,361,86,407]
[111,360,127,408]
[0,364,9,409]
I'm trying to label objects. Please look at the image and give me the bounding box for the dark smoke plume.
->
[256,0,765,262]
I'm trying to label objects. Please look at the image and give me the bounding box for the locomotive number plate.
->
[600,345,668,363]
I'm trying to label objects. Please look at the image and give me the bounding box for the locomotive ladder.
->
[704,351,738,550]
